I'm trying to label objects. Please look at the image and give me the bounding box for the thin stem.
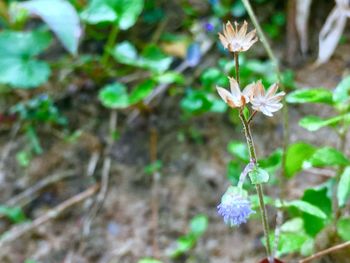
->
[234,52,240,83]
[234,54,272,261]
[241,0,289,200]
[247,110,258,124]
[101,26,119,67]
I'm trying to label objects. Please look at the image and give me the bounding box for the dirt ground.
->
[0,43,349,263]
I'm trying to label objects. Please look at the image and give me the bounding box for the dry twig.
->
[299,241,350,263]
[0,184,99,248]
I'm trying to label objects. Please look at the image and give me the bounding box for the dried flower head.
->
[250,81,285,117]
[216,77,255,108]
[219,21,258,53]
[217,186,255,226]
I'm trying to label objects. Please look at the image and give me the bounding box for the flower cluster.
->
[216,21,285,117]
[216,78,285,117]
[219,21,258,53]
[217,186,255,226]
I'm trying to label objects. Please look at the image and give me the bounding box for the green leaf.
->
[81,0,144,30]
[338,167,350,207]
[20,0,81,55]
[276,232,313,257]
[129,80,155,104]
[138,259,163,263]
[337,217,350,241]
[299,115,345,132]
[139,45,172,73]
[0,205,27,223]
[285,142,316,178]
[302,187,332,237]
[307,147,349,167]
[144,160,162,175]
[98,83,129,109]
[112,42,172,73]
[0,30,52,88]
[286,88,334,105]
[189,214,208,237]
[112,41,138,65]
[333,76,350,104]
[285,200,327,219]
[153,71,184,84]
[249,167,269,184]
[227,141,249,162]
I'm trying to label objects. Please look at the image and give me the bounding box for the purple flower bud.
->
[217,186,255,226]
[204,22,215,32]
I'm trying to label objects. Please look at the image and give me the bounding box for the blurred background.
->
[0,0,349,262]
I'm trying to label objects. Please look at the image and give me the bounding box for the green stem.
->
[241,0,289,200]
[101,26,119,67]
[234,53,272,261]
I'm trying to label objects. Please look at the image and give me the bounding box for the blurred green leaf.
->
[333,76,350,104]
[307,147,349,167]
[16,151,31,167]
[0,30,51,88]
[302,187,332,237]
[140,45,172,73]
[112,41,138,65]
[200,67,227,89]
[20,0,81,55]
[144,160,162,175]
[99,83,129,109]
[337,217,350,241]
[129,80,155,104]
[154,71,184,84]
[286,88,334,105]
[10,94,67,125]
[231,0,246,17]
[227,141,249,162]
[190,214,208,237]
[249,167,269,184]
[299,115,346,132]
[285,142,316,178]
[170,235,195,258]
[259,148,282,170]
[0,205,27,223]
[112,42,172,73]
[284,200,327,219]
[81,0,144,30]
[338,167,350,207]
[227,160,241,185]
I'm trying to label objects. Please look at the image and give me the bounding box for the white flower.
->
[250,81,285,117]
[218,21,258,53]
[216,77,255,108]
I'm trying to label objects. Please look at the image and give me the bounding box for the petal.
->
[242,82,257,101]
[228,77,241,98]
[244,29,258,42]
[260,105,274,117]
[266,83,279,98]
[255,80,265,97]
[219,33,229,48]
[216,86,238,108]
[265,102,283,112]
[226,21,236,39]
[238,21,248,38]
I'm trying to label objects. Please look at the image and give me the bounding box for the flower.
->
[216,77,255,108]
[217,186,255,226]
[250,81,285,117]
[218,21,258,53]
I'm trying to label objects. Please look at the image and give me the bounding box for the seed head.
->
[218,21,258,53]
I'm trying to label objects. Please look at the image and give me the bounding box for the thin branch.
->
[83,110,117,235]
[5,170,76,207]
[0,184,99,248]
[299,241,350,263]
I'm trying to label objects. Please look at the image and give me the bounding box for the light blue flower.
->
[217,186,255,226]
